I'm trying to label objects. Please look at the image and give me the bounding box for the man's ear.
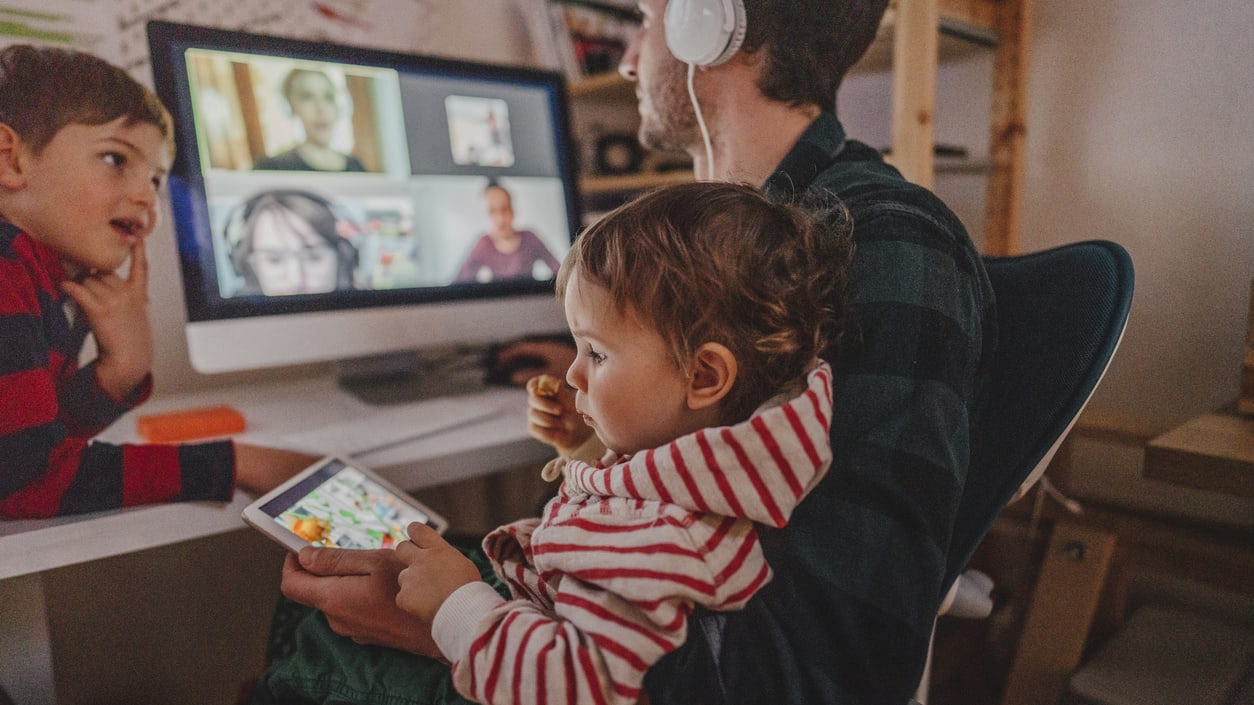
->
[686,342,737,411]
[0,123,28,190]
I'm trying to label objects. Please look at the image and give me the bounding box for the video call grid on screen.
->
[152,24,580,321]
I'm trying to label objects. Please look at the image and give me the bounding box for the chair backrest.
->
[942,240,1134,593]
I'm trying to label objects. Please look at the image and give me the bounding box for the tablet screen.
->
[255,458,438,549]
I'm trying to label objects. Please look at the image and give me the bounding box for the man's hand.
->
[395,522,483,624]
[281,546,443,658]
[61,242,152,399]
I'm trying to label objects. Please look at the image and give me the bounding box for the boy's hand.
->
[61,242,152,399]
[233,443,320,494]
[394,522,482,624]
[526,374,593,456]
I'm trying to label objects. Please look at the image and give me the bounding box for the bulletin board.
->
[0,0,440,81]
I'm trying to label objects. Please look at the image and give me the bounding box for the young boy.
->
[393,181,853,705]
[0,45,314,519]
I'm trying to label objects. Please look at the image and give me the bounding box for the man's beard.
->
[636,60,700,156]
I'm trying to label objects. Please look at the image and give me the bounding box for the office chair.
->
[916,239,1135,703]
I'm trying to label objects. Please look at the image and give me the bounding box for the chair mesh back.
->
[944,240,1134,591]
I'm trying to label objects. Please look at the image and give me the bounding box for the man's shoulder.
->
[808,141,992,316]
[812,144,970,248]
[818,144,954,212]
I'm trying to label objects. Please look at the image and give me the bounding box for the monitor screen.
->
[146,21,578,396]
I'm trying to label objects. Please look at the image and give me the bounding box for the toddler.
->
[394,181,853,705]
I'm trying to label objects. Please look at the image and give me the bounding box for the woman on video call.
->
[253,67,367,173]
[454,180,560,284]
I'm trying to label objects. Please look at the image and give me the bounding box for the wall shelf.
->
[852,12,999,74]
[580,169,694,195]
[568,70,633,100]
[564,0,1030,254]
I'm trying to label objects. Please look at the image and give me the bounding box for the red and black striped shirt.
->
[0,222,235,518]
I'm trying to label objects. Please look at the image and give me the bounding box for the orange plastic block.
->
[136,405,246,443]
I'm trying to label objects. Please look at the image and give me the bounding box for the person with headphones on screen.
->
[261,2,996,704]
[224,189,359,297]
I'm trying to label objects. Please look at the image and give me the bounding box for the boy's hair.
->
[0,45,174,155]
[557,181,853,424]
[742,0,890,112]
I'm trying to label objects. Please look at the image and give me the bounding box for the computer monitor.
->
[146,21,579,402]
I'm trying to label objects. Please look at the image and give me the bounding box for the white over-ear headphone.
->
[664,0,747,67]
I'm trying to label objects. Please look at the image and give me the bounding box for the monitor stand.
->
[334,347,493,405]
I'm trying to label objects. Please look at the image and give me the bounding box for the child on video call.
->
[392,181,853,705]
[0,45,314,519]
[224,189,360,297]
[252,67,366,173]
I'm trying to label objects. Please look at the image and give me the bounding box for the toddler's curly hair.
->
[558,181,853,424]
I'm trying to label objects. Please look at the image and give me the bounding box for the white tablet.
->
[242,455,447,553]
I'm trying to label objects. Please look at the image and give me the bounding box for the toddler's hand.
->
[61,242,152,399]
[394,522,482,624]
[526,374,592,456]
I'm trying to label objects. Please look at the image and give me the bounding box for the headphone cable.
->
[687,62,715,180]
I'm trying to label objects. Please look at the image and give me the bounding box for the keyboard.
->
[281,392,517,457]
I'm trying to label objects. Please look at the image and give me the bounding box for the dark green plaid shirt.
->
[646,113,997,705]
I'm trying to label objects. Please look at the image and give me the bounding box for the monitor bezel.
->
[146,19,582,325]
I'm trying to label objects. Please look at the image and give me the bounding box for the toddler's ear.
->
[686,342,737,411]
[0,124,27,190]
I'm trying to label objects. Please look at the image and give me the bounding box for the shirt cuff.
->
[432,581,508,663]
[177,440,237,502]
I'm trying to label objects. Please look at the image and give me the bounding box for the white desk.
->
[0,373,551,703]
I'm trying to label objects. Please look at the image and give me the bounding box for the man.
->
[276,1,995,703]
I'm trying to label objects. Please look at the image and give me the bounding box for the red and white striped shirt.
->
[432,362,833,705]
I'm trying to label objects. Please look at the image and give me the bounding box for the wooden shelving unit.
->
[857,0,1031,255]
[566,0,1030,254]
[566,70,634,101]
[568,70,695,205]
[580,168,694,197]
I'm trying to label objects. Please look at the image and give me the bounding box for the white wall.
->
[1021,0,1254,425]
